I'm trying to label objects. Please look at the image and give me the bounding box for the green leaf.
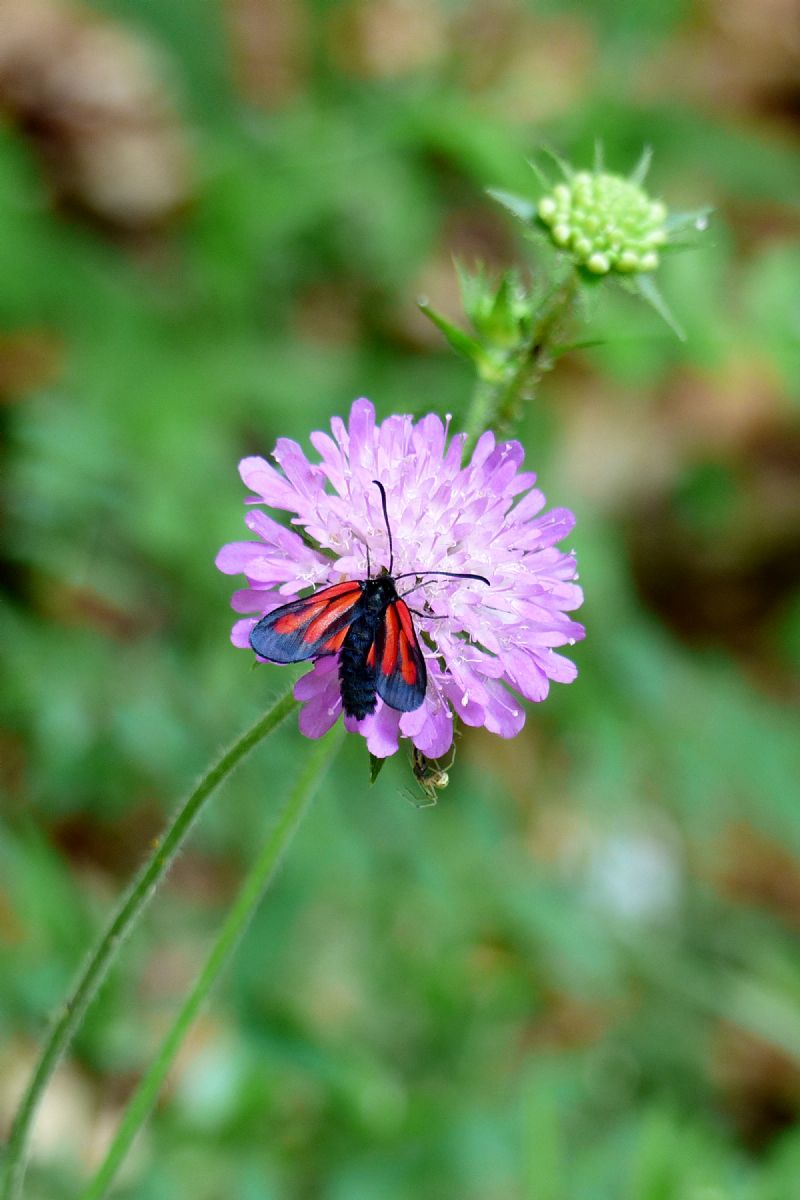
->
[630,273,687,341]
[369,753,386,784]
[665,206,714,237]
[490,270,515,317]
[418,300,487,364]
[487,269,525,341]
[527,156,552,190]
[454,258,491,325]
[629,144,653,186]
[538,144,574,181]
[486,188,536,225]
[550,337,608,358]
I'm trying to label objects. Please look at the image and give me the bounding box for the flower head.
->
[537,170,667,275]
[216,399,584,759]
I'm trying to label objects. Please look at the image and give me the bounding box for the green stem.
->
[1,687,298,1200]
[79,727,343,1200]
[461,377,498,451]
[463,270,578,448]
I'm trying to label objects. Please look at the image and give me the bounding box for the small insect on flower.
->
[248,481,489,721]
[217,398,584,759]
[406,745,455,808]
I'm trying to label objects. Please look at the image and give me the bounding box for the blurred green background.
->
[1,0,799,1197]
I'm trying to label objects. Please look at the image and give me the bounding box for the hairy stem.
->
[463,271,578,448]
[79,727,343,1200]
[1,687,298,1200]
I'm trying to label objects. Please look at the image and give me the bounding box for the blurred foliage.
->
[1,0,799,1197]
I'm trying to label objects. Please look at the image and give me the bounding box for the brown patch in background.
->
[640,0,800,128]
[224,0,310,106]
[0,332,63,403]
[713,1023,800,1149]
[327,0,447,80]
[715,822,800,930]
[0,0,191,229]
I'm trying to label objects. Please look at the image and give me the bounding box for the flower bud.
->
[537,171,668,275]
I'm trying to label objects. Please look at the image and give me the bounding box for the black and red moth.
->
[249,481,489,721]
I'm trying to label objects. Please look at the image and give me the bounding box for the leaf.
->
[630,274,687,341]
[665,206,714,237]
[369,753,386,784]
[538,144,574,181]
[527,156,552,190]
[487,269,525,340]
[454,258,490,324]
[486,188,536,225]
[549,337,608,358]
[629,145,653,186]
[418,300,487,364]
[490,270,515,316]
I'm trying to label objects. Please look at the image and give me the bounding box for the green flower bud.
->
[537,170,668,275]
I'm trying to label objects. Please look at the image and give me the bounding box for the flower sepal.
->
[420,264,539,386]
[663,206,713,249]
[369,752,387,784]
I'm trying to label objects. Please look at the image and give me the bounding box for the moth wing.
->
[374,598,427,712]
[249,581,362,663]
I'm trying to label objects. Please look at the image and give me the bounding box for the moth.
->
[249,481,489,720]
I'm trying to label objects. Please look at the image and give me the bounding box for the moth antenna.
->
[366,541,371,578]
[371,479,394,575]
[394,569,490,587]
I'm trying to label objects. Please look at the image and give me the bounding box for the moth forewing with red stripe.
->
[374,599,427,712]
[249,581,362,663]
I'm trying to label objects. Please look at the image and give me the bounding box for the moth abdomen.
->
[339,612,380,720]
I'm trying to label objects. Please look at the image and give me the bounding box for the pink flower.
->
[216,398,584,758]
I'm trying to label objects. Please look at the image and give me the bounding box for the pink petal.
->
[294,656,338,699]
[469,431,496,469]
[230,587,279,614]
[407,703,455,758]
[238,457,296,508]
[295,660,342,738]
[353,703,402,758]
[215,542,268,574]
[231,617,257,648]
[272,438,324,500]
[536,648,579,685]
[347,398,376,468]
[482,680,526,738]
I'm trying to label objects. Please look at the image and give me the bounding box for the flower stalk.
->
[79,725,343,1200]
[1,687,298,1200]
[462,269,578,447]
